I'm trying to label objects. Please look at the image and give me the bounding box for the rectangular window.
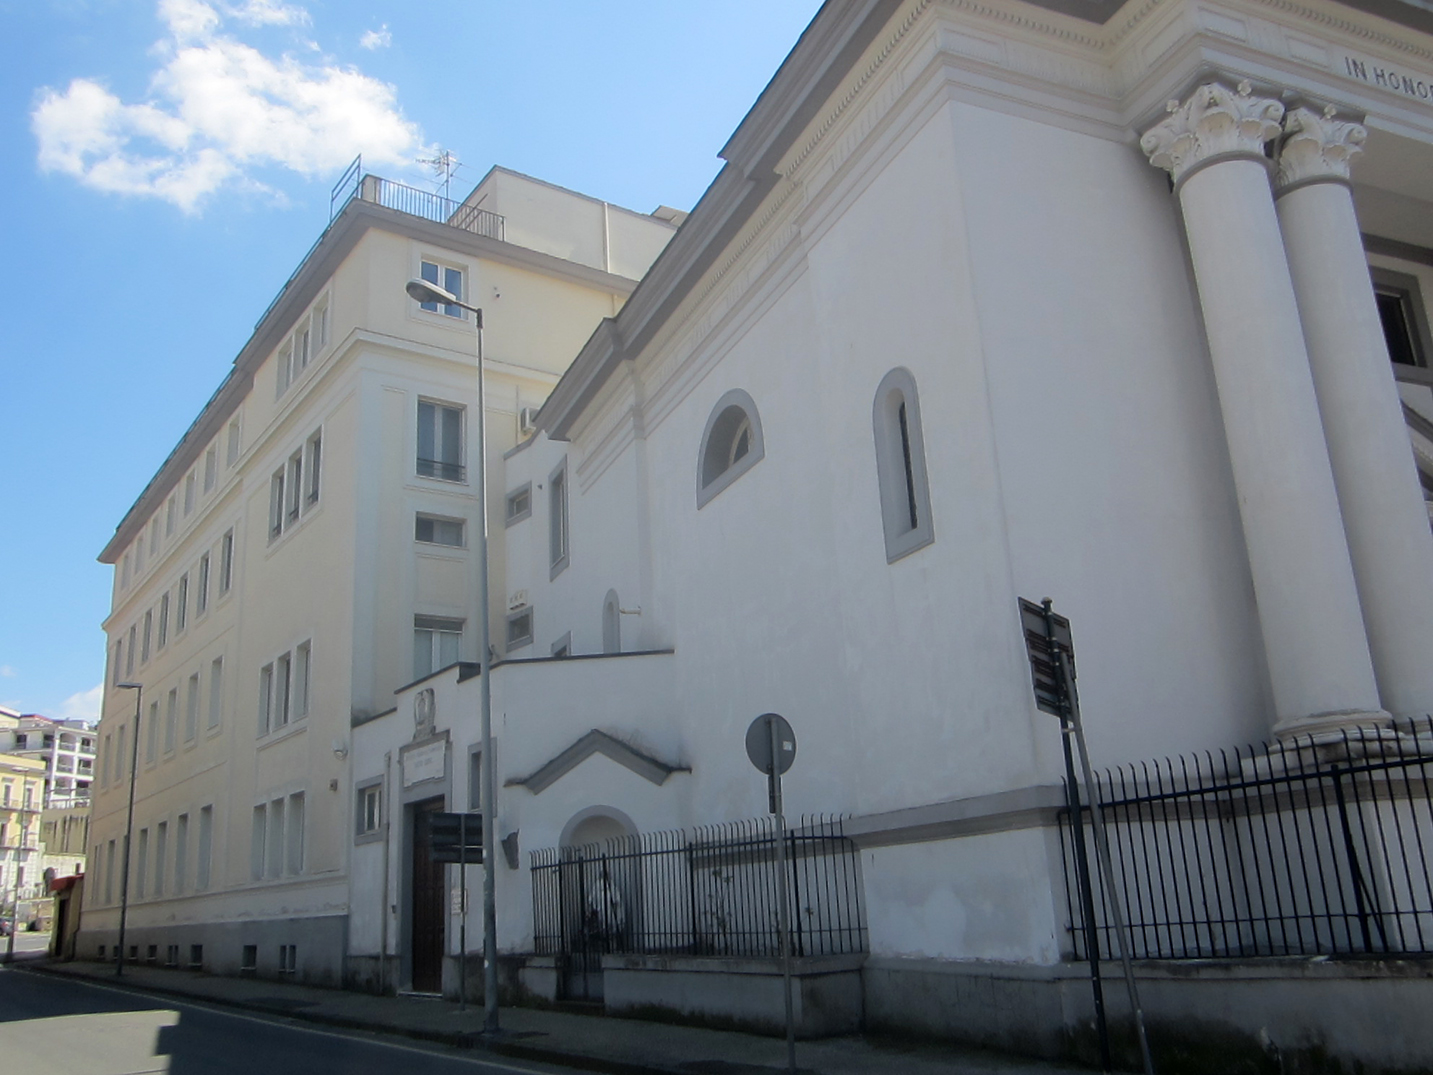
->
[198,553,211,612]
[297,325,311,372]
[266,798,285,879]
[157,593,170,649]
[165,688,178,753]
[286,792,305,875]
[196,805,213,890]
[241,945,257,974]
[122,552,132,589]
[250,805,266,881]
[278,944,297,976]
[275,652,292,727]
[115,725,126,784]
[314,301,329,350]
[415,514,465,546]
[112,641,123,686]
[227,419,241,466]
[505,484,532,526]
[269,469,285,539]
[185,673,200,742]
[468,749,482,811]
[419,259,464,318]
[141,610,152,663]
[208,657,223,729]
[184,472,196,516]
[105,840,115,904]
[258,663,273,737]
[136,829,149,900]
[127,625,137,676]
[286,451,303,523]
[506,607,534,653]
[293,641,311,721]
[357,784,381,836]
[149,518,160,557]
[176,573,188,633]
[175,813,188,895]
[549,460,569,578]
[154,820,167,898]
[220,530,234,593]
[413,616,463,679]
[165,496,176,537]
[417,400,465,481]
[204,446,217,493]
[146,701,159,763]
[276,342,293,397]
[305,431,321,507]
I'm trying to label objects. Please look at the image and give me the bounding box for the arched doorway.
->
[558,807,636,1001]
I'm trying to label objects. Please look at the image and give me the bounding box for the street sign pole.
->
[746,713,798,1075]
[769,717,797,1075]
[1020,598,1154,1075]
[459,812,468,1014]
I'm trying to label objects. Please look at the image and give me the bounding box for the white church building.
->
[348,0,1433,1070]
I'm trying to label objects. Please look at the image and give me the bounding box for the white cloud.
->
[359,25,391,50]
[0,666,14,678]
[59,684,104,723]
[33,1,421,212]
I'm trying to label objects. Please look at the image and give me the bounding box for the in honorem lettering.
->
[1346,56,1433,101]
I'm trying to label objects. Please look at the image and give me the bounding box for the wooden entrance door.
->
[411,798,446,993]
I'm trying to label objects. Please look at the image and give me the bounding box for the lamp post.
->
[405,278,499,1034]
[114,682,143,977]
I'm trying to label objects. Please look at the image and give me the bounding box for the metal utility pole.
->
[114,682,143,977]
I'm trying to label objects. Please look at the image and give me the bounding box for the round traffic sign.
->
[745,712,796,776]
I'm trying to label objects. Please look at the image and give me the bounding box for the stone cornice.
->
[1276,105,1366,189]
[1141,80,1284,184]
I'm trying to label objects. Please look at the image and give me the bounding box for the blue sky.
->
[0,0,824,721]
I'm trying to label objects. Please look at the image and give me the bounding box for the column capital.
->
[1140,81,1284,187]
[1276,106,1366,192]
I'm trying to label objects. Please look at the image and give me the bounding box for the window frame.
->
[505,483,532,526]
[416,399,466,483]
[417,258,467,319]
[548,459,569,579]
[415,513,466,548]
[872,367,936,563]
[355,778,383,843]
[1371,266,1433,370]
[413,615,464,679]
[506,606,534,653]
[696,389,766,508]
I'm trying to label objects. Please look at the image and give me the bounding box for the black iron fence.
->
[531,815,866,963]
[358,176,505,241]
[1060,720,1433,960]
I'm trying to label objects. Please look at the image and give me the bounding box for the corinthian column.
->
[1275,106,1433,721]
[1141,83,1387,736]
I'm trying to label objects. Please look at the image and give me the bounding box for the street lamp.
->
[405,278,499,1034]
[114,682,142,977]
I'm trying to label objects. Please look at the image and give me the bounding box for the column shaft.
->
[1177,159,1384,732]
[1277,176,1433,720]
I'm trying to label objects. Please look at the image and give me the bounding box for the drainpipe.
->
[380,751,392,994]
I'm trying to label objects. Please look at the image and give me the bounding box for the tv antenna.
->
[418,148,461,202]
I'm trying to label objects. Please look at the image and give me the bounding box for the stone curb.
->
[22,963,708,1075]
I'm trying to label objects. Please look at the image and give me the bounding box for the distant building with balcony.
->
[80,166,677,980]
[1,753,47,917]
[0,710,96,809]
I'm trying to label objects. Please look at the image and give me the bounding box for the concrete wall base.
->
[864,956,1433,1074]
[75,915,347,988]
[602,954,865,1038]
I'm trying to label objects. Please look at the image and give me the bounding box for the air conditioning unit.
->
[519,406,538,436]
[508,590,528,612]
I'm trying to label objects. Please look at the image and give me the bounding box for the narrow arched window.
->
[602,590,621,654]
[697,389,765,508]
[872,368,934,562]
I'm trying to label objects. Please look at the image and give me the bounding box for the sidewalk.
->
[27,958,1095,1075]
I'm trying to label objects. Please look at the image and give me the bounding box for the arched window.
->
[602,590,621,654]
[697,389,765,507]
[872,368,934,562]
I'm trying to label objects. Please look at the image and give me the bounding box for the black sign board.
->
[1019,598,1075,717]
[429,811,484,864]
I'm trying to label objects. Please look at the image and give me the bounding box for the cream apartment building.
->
[81,167,676,981]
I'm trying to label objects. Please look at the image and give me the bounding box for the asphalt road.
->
[0,966,579,1075]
